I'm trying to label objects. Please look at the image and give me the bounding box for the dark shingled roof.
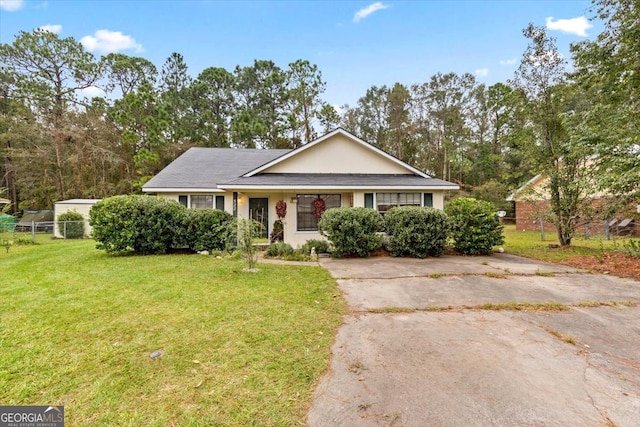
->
[220,173,457,189]
[143,145,459,191]
[143,147,291,190]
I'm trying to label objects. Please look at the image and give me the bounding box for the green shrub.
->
[266,242,294,257]
[57,211,85,239]
[318,207,384,258]
[182,209,234,252]
[384,206,450,258]
[90,195,186,255]
[623,239,640,258]
[300,239,331,255]
[445,197,504,255]
[236,218,262,269]
[285,251,311,262]
[270,219,284,243]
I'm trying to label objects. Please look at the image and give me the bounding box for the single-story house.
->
[54,199,101,238]
[143,128,459,247]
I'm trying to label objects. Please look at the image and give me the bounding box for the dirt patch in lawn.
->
[561,252,640,281]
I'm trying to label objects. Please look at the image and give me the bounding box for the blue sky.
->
[0,0,601,108]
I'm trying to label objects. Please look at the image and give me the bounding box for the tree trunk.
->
[3,140,18,214]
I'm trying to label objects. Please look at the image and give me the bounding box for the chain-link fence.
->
[508,216,639,241]
[1,220,89,243]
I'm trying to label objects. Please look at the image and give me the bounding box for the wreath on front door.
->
[312,197,326,219]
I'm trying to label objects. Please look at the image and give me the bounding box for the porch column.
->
[233,192,238,217]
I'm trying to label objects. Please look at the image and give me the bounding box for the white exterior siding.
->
[156,190,446,248]
[54,199,100,238]
[263,133,410,175]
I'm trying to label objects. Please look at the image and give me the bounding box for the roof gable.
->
[244,128,430,178]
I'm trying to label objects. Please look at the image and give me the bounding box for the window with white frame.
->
[375,192,421,215]
[297,194,341,231]
[190,195,214,209]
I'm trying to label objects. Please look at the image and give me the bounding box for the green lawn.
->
[502,224,635,262]
[0,239,345,426]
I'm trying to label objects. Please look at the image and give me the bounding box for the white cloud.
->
[80,29,143,54]
[0,0,24,11]
[475,68,489,77]
[79,86,105,98]
[353,2,389,23]
[38,24,62,34]
[546,16,593,37]
[499,58,517,66]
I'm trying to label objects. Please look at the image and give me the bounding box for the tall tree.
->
[232,60,289,148]
[413,72,475,183]
[0,69,42,211]
[109,81,170,189]
[102,53,157,97]
[486,83,533,189]
[190,67,236,147]
[68,98,132,197]
[287,59,326,146]
[0,29,101,200]
[512,24,591,246]
[570,0,639,205]
[346,85,389,149]
[317,103,340,134]
[159,52,193,145]
[385,82,416,163]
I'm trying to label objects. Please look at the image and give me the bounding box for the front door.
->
[249,198,269,239]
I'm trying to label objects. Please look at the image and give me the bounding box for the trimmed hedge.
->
[90,195,186,255]
[319,207,384,258]
[182,208,234,252]
[266,242,294,257]
[57,211,85,239]
[445,197,504,255]
[300,239,331,255]
[90,195,237,255]
[384,206,450,258]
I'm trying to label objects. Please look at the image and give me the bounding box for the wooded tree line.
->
[0,0,637,245]
[0,32,333,209]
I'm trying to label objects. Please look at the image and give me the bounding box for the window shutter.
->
[364,193,374,209]
[216,195,225,211]
[423,193,433,208]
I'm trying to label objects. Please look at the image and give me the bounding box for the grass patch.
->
[575,300,604,308]
[540,325,576,345]
[575,300,638,308]
[479,302,570,312]
[535,270,556,277]
[502,225,634,262]
[368,307,416,314]
[484,271,507,279]
[423,306,453,312]
[0,240,345,426]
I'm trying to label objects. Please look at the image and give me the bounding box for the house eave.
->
[218,184,460,191]
[142,187,225,193]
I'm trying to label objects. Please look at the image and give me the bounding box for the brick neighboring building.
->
[508,174,639,236]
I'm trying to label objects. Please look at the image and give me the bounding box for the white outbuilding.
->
[54,199,101,238]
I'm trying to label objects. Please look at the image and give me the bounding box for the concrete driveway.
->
[308,254,640,427]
